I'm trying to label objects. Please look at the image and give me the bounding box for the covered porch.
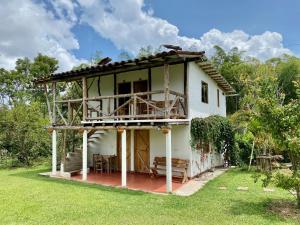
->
[71,171,185,193]
[50,125,188,193]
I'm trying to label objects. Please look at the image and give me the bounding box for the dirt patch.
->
[267,200,300,220]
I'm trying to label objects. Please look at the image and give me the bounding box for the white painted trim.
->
[121,130,127,187]
[130,129,134,172]
[82,130,88,181]
[52,130,57,175]
[166,129,172,193]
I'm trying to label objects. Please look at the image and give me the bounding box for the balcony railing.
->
[86,90,187,121]
[53,90,187,126]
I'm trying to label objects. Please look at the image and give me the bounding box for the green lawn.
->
[0,167,299,225]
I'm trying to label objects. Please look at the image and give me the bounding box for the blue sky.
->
[0,0,299,71]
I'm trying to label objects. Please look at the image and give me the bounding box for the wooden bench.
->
[150,157,189,183]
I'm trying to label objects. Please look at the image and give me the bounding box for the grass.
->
[0,167,299,225]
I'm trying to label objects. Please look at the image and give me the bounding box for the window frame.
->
[201,81,209,104]
[217,89,220,107]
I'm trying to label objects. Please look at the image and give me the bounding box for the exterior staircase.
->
[63,130,106,175]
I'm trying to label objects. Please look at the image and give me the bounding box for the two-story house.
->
[35,49,235,193]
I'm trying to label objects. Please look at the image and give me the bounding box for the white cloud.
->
[77,0,293,60]
[0,0,294,73]
[0,0,85,71]
[50,0,79,22]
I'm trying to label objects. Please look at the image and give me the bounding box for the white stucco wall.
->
[87,64,185,116]
[149,125,192,176]
[188,62,226,118]
[151,64,184,101]
[87,75,114,118]
[87,130,117,167]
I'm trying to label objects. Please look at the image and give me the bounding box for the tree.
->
[0,54,58,105]
[258,98,300,208]
[0,103,50,166]
[118,51,132,61]
[275,55,300,103]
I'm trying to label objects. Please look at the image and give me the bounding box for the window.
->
[217,89,220,107]
[201,81,208,103]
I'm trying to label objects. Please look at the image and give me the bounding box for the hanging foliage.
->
[191,115,235,155]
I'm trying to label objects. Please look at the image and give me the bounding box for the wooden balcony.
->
[52,90,187,127]
[86,90,187,121]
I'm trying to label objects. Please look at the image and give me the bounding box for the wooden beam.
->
[148,68,151,92]
[52,82,56,125]
[82,77,88,121]
[113,73,117,111]
[44,83,52,122]
[183,61,188,118]
[68,101,72,124]
[164,63,170,118]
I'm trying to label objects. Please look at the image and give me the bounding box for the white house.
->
[35,49,235,193]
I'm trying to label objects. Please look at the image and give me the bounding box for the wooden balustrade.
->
[52,90,187,125]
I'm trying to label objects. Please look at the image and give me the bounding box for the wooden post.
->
[68,101,72,124]
[130,129,134,172]
[163,128,172,193]
[52,82,56,125]
[248,141,255,171]
[61,130,67,174]
[113,73,117,111]
[164,63,170,118]
[133,94,137,117]
[82,129,88,181]
[121,129,127,187]
[183,61,188,118]
[82,77,88,121]
[44,84,52,122]
[52,130,57,175]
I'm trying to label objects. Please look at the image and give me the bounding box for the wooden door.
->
[133,80,148,115]
[134,130,150,173]
[133,80,148,94]
[117,131,131,171]
[118,82,131,115]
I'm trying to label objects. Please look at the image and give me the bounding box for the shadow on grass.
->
[229,199,288,223]
[8,168,150,197]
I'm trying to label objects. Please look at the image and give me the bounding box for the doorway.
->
[134,130,150,173]
[118,82,131,115]
[116,130,150,173]
[133,80,148,115]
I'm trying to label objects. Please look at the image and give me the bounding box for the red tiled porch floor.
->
[71,171,185,193]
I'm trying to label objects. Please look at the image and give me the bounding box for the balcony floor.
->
[71,171,185,193]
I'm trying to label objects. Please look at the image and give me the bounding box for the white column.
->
[82,129,88,181]
[52,130,57,175]
[121,129,127,187]
[130,129,134,172]
[165,129,172,193]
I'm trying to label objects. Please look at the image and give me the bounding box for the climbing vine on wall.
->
[191,115,235,155]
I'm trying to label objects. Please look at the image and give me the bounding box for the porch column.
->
[82,129,88,181]
[52,129,57,175]
[121,129,127,187]
[163,128,172,193]
[130,129,134,172]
